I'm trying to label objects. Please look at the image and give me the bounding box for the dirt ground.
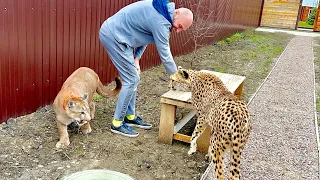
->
[0,30,294,180]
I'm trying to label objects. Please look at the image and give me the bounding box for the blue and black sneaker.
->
[124,116,152,129]
[111,123,139,137]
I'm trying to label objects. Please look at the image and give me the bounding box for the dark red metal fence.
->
[0,0,263,123]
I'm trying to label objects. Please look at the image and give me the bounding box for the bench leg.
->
[234,81,244,98]
[158,103,176,144]
[196,125,211,153]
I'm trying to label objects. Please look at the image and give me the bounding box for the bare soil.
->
[0,30,294,180]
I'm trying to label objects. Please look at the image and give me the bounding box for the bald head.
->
[172,8,193,33]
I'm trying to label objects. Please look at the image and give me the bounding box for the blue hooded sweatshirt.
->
[102,0,177,75]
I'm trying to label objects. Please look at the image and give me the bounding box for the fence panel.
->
[0,0,263,123]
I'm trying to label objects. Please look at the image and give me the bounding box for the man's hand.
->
[134,58,141,74]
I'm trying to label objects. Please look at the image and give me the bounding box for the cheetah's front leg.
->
[188,115,206,155]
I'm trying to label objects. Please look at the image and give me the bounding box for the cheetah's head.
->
[169,66,192,90]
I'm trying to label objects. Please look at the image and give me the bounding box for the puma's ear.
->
[81,93,88,102]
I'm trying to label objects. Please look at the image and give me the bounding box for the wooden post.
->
[158,103,176,144]
[313,4,320,32]
[196,125,211,153]
[234,81,244,99]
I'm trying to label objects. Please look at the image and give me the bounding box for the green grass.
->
[93,93,103,100]
[298,21,314,29]
[218,32,245,44]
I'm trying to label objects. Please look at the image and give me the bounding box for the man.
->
[99,0,193,137]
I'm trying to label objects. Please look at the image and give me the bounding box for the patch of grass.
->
[232,32,245,40]
[298,21,314,29]
[218,32,244,45]
[93,93,102,100]
[214,68,227,73]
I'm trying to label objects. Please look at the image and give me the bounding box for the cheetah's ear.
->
[182,70,189,79]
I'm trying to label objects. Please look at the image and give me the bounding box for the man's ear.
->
[174,9,180,16]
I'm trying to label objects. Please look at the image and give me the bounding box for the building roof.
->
[302,0,319,7]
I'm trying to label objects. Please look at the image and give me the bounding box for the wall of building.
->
[300,6,314,21]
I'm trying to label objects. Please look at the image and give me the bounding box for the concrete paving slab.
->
[256,27,320,37]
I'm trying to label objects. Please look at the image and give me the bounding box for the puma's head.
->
[63,93,91,125]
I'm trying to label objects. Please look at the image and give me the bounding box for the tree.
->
[307,7,318,25]
[178,0,223,67]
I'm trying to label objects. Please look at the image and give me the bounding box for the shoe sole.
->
[126,124,152,129]
[110,129,139,137]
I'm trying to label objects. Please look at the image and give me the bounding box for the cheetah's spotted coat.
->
[170,67,251,180]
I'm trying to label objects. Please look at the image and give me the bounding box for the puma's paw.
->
[81,126,92,134]
[56,140,70,149]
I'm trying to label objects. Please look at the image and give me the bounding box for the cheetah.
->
[169,67,251,180]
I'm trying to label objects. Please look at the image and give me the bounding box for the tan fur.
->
[53,67,122,149]
[170,67,251,180]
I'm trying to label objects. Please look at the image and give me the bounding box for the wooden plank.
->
[161,90,185,99]
[158,103,176,144]
[161,90,192,102]
[225,75,246,93]
[173,133,191,143]
[174,109,197,134]
[219,73,234,85]
[201,70,245,93]
[160,98,194,109]
[177,92,192,102]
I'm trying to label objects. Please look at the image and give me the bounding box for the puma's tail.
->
[97,77,122,98]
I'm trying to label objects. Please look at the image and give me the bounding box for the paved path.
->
[257,27,320,37]
[202,35,319,179]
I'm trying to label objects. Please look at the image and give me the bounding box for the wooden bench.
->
[158,70,246,153]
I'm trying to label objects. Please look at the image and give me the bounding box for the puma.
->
[53,67,122,148]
